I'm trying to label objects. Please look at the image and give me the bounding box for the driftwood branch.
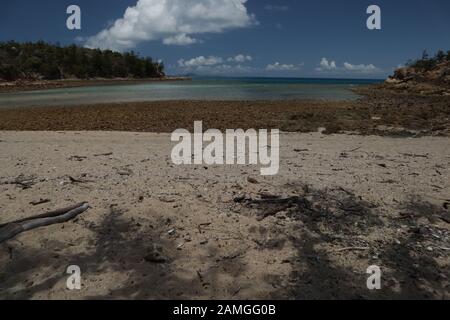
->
[332,246,370,253]
[0,202,89,243]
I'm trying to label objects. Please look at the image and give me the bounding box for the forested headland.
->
[0,41,165,81]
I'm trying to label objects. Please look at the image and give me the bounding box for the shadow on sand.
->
[1,188,448,299]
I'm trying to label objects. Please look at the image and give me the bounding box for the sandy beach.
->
[2,0,450,306]
[0,131,449,299]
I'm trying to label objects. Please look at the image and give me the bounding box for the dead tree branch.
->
[0,202,89,243]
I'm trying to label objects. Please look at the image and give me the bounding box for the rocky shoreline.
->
[0,85,448,137]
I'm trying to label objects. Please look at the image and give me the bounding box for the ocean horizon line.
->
[183,75,385,82]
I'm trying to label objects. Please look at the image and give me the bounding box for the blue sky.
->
[1,0,450,78]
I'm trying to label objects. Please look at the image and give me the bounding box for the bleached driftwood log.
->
[0,202,89,243]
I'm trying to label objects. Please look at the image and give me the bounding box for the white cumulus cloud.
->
[317,57,337,71]
[163,34,198,45]
[316,58,381,74]
[343,62,377,73]
[177,54,255,75]
[266,62,302,71]
[178,56,223,68]
[85,0,256,51]
[227,54,253,63]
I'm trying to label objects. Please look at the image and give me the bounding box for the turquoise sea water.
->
[0,77,382,108]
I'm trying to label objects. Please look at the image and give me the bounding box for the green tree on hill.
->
[407,48,450,72]
[0,41,165,81]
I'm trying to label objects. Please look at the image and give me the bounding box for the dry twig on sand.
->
[332,246,370,253]
[0,202,89,243]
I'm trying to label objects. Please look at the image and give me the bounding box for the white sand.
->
[0,131,449,299]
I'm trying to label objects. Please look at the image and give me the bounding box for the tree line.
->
[0,41,165,81]
[407,49,450,72]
